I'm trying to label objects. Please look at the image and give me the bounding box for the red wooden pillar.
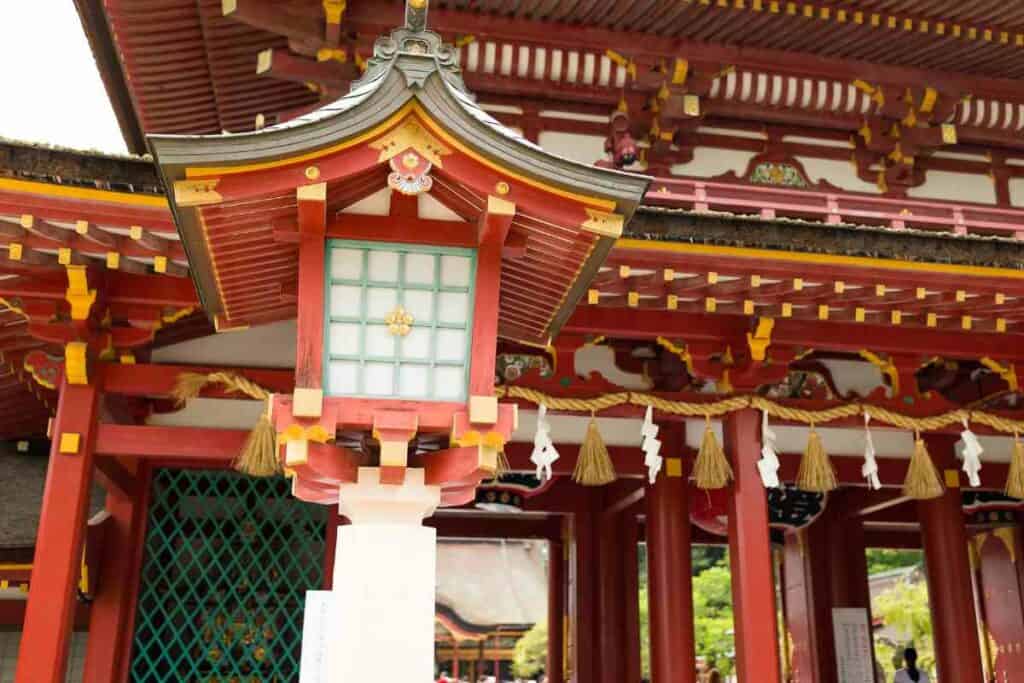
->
[725,409,782,683]
[548,535,566,683]
[82,463,146,683]
[783,529,833,683]
[783,492,873,683]
[572,489,601,683]
[622,514,642,683]
[918,435,984,683]
[598,486,628,683]
[647,421,696,683]
[16,380,101,683]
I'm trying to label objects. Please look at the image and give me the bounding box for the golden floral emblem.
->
[385,305,414,336]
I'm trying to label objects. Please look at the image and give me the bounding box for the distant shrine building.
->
[3,0,1024,681]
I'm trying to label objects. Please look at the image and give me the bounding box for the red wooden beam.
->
[95,424,247,459]
[100,362,295,397]
[565,306,1024,362]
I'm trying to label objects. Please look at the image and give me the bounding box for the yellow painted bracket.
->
[746,317,775,362]
[859,349,900,395]
[64,342,89,386]
[980,357,1019,392]
[65,266,96,321]
[656,336,694,374]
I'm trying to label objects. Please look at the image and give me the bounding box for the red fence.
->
[644,178,1024,239]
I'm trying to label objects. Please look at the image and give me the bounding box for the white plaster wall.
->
[340,187,391,216]
[1009,177,1024,207]
[151,319,297,368]
[796,156,880,193]
[537,130,607,166]
[670,148,756,178]
[147,397,264,430]
[908,170,997,205]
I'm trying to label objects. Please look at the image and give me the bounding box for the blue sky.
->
[0,1,128,155]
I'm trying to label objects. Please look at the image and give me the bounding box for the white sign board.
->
[832,608,875,683]
[300,590,334,683]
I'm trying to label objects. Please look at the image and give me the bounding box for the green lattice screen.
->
[130,469,326,682]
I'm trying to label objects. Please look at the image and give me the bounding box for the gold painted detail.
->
[322,0,346,24]
[23,354,58,390]
[162,307,195,325]
[993,527,1017,564]
[452,430,507,450]
[385,305,414,336]
[316,47,347,62]
[746,317,775,362]
[665,457,683,478]
[655,336,694,374]
[981,357,1018,392]
[65,342,89,385]
[59,432,81,455]
[582,208,625,238]
[174,179,222,207]
[860,350,901,396]
[65,266,97,321]
[370,118,451,168]
[279,424,331,444]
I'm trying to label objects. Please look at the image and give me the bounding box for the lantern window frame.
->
[323,239,477,401]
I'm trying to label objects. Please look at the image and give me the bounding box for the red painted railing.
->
[644,178,1024,240]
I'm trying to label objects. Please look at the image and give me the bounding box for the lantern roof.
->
[149,5,649,344]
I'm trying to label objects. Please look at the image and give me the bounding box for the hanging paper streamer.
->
[530,404,560,481]
[757,410,781,488]
[959,416,984,488]
[862,414,881,490]
[640,406,663,485]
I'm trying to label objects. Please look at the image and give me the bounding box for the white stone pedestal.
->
[303,467,441,682]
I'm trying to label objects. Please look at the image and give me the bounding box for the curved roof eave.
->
[148,27,649,217]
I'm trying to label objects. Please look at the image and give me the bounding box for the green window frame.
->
[323,239,477,401]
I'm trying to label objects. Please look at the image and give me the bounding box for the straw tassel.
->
[693,417,733,490]
[902,433,945,500]
[488,449,512,484]
[172,371,279,477]
[797,427,838,492]
[1006,434,1024,500]
[573,415,617,486]
[234,405,281,477]
[171,371,215,405]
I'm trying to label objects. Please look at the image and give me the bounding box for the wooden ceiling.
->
[83,0,1024,153]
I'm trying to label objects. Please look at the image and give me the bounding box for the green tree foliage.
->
[865,549,923,576]
[692,545,728,576]
[692,565,736,676]
[518,545,737,680]
[639,585,651,679]
[512,622,548,679]
[872,579,936,681]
